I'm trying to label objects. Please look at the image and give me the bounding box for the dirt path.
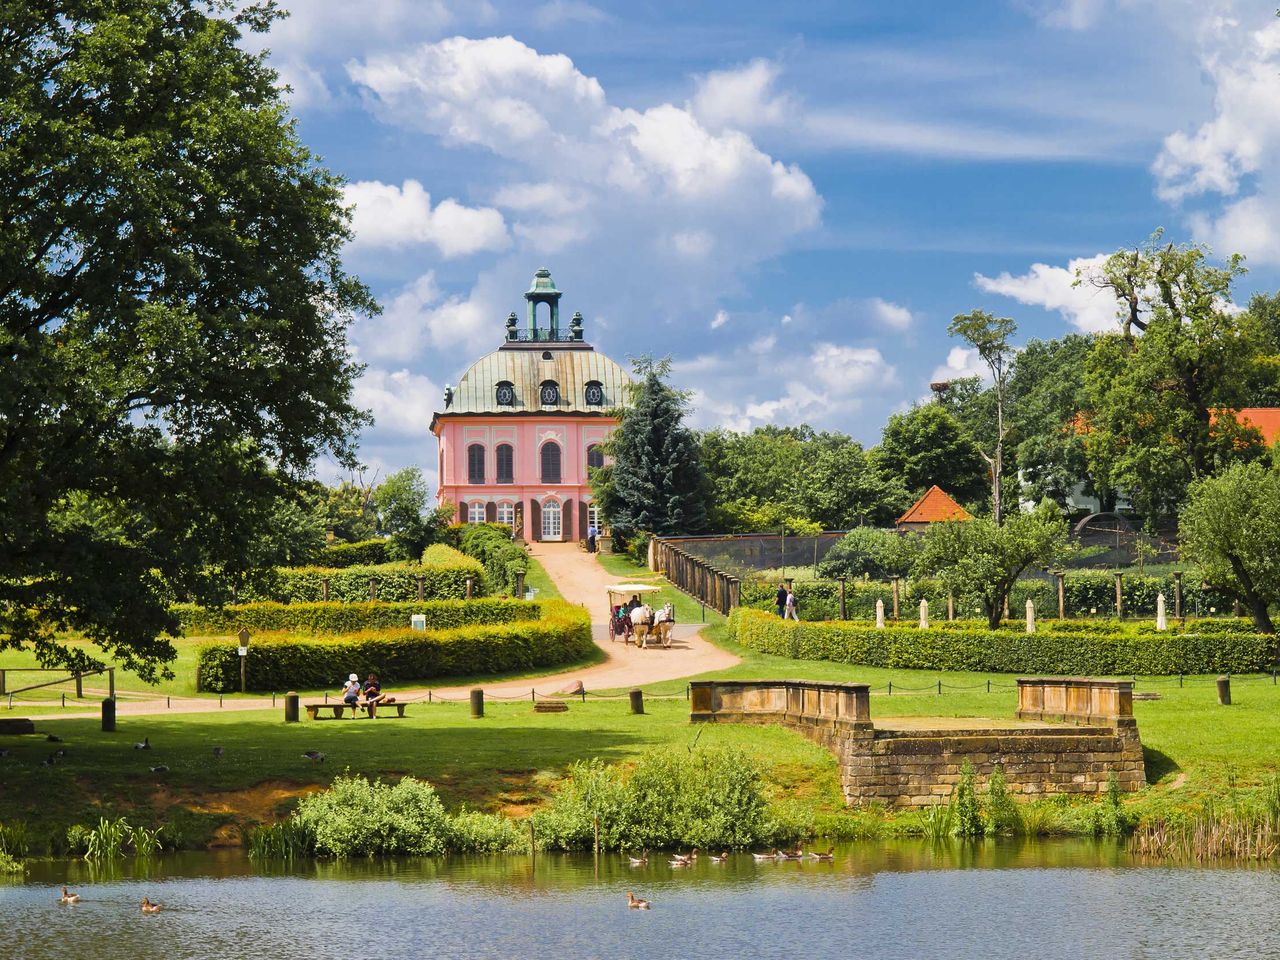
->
[36,543,739,721]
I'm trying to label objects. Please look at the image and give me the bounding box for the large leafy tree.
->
[1181,462,1280,639]
[913,503,1069,629]
[875,404,988,506]
[1081,235,1266,521]
[593,357,707,537]
[1,1,373,679]
[372,468,451,561]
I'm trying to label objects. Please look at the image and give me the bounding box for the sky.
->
[241,0,1280,488]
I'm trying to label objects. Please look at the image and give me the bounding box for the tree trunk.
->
[986,598,1002,631]
[1227,555,1275,636]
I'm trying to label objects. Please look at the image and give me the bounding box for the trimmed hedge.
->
[196,600,593,692]
[173,599,541,636]
[239,559,486,604]
[740,572,1238,623]
[458,523,527,596]
[320,539,389,568]
[730,608,1275,675]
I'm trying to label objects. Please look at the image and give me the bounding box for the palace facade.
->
[429,269,629,541]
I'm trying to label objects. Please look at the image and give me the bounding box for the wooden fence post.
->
[1114,572,1123,618]
[1173,571,1183,620]
[1056,572,1065,619]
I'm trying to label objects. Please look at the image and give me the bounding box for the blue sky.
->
[242,0,1280,485]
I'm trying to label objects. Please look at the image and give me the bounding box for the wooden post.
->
[629,688,644,714]
[1056,572,1065,619]
[593,815,600,857]
[0,670,5,696]
[417,575,425,601]
[321,577,330,602]
[514,570,526,598]
[891,577,900,621]
[101,698,116,732]
[369,577,377,601]
[466,578,474,599]
[238,628,250,694]
[947,592,954,622]
[1114,572,1123,618]
[75,673,82,699]
[108,668,115,700]
[1217,675,1232,706]
[284,691,299,723]
[470,688,484,718]
[1173,571,1183,620]
[838,578,847,621]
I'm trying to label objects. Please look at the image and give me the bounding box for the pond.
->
[5,843,1278,959]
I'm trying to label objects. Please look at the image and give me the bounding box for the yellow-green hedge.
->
[195,600,593,692]
[174,599,540,635]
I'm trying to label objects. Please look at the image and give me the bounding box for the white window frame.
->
[467,501,486,524]
[541,498,562,541]
[496,501,515,527]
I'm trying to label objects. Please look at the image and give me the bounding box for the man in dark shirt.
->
[775,583,788,618]
[363,673,385,718]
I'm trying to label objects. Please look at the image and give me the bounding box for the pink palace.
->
[430,269,630,541]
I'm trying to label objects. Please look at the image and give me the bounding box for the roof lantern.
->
[524,267,563,338]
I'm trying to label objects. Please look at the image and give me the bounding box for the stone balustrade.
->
[689,679,870,728]
[1016,677,1134,726]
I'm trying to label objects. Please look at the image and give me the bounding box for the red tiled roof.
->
[897,485,973,525]
[1231,408,1280,446]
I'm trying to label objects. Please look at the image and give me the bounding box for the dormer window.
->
[540,380,560,406]
[584,380,604,406]
[495,381,515,406]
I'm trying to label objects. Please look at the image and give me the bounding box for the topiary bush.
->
[457,523,528,596]
[239,558,486,604]
[729,607,1274,674]
[319,539,388,568]
[173,599,540,636]
[195,600,593,691]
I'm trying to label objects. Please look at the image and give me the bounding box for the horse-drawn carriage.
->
[606,584,674,649]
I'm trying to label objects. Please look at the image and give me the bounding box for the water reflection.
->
[7,843,1279,960]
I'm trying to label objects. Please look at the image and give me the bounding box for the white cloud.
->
[354,271,500,363]
[1031,0,1111,30]
[344,179,510,257]
[930,346,989,386]
[1150,10,1280,262]
[866,297,914,331]
[710,309,729,330]
[676,340,896,433]
[347,36,822,338]
[974,254,1118,332]
[532,1,608,29]
[691,59,792,132]
[353,366,441,437]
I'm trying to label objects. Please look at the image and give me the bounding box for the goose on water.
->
[627,851,649,866]
[141,897,163,913]
[58,886,80,904]
[627,892,651,910]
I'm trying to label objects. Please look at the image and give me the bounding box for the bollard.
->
[1217,675,1232,706]
[470,688,484,719]
[514,570,525,598]
[629,688,644,714]
[101,697,116,732]
[466,578,474,600]
[284,691,299,723]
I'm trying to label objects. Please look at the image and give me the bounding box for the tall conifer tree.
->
[593,357,707,536]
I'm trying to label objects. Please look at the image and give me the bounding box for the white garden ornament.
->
[1156,593,1168,631]
[1026,599,1035,634]
[875,598,885,629]
[919,598,928,629]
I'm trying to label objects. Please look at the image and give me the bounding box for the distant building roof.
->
[1230,407,1280,446]
[897,486,973,525]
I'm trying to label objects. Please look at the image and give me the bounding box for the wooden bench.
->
[304,701,408,720]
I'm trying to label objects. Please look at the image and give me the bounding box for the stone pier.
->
[690,677,1145,808]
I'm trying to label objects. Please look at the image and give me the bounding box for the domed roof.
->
[443,344,629,416]
[432,269,630,424]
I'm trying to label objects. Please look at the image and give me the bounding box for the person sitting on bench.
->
[363,673,386,718]
[340,673,361,719]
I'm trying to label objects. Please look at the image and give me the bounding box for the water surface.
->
[5,843,1277,960]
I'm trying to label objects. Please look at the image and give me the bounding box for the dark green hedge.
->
[196,601,593,692]
[174,599,541,635]
[239,559,486,604]
[730,608,1275,675]
[739,572,1238,623]
[459,524,527,596]
[319,539,390,568]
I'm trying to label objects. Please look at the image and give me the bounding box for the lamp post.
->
[238,628,250,694]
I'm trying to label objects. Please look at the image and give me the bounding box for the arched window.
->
[586,444,604,472]
[467,501,485,524]
[467,443,485,484]
[496,443,514,484]
[584,380,604,406]
[541,498,562,540]
[496,501,515,527]
[495,381,515,406]
[540,441,562,483]
[539,380,560,406]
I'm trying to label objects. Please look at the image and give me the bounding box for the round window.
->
[540,383,560,405]
[496,384,515,406]
[585,383,603,406]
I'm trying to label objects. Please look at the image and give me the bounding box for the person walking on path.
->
[784,588,800,621]
[775,583,788,618]
[587,523,598,553]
